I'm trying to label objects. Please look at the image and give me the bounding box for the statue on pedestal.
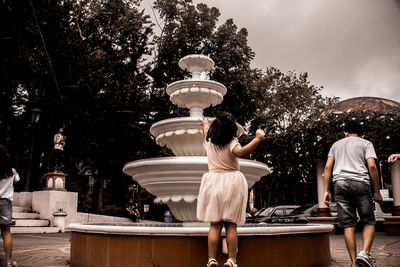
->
[52,127,66,172]
[45,127,67,191]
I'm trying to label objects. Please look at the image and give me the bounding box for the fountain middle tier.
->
[166,80,227,116]
[150,117,244,156]
[123,156,270,221]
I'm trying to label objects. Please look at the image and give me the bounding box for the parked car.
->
[328,201,390,220]
[246,205,300,223]
[260,204,318,224]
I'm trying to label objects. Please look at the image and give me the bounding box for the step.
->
[11,226,61,234]
[13,212,40,219]
[13,206,29,213]
[13,219,50,227]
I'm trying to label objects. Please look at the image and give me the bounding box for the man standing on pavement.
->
[126,199,140,222]
[324,120,383,267]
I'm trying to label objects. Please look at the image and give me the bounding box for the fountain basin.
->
[150,117,244,156]
[166,80,227,113]
[123,157,270,221]
[69,222,333,267]
[178,54,215,76]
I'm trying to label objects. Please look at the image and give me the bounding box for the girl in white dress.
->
[197,112,265,267]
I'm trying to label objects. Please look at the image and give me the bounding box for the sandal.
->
[224,259,237,267]
[7,260,18,267]
[207,258,218,267]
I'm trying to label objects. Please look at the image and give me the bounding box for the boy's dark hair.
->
[344,120,363,136]
[206,112,238,146]
[0,144,13,180]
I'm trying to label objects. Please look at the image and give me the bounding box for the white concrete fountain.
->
[69,55,333,267]
[123,54,270,221]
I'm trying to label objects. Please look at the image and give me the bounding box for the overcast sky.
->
[143,0,400,102]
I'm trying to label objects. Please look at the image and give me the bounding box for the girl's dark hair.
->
[0,144,13,179]
[206,112,238,146]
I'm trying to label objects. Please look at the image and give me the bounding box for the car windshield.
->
[254,208,266,216]
[258,207,274,217]
[289,205,313,215]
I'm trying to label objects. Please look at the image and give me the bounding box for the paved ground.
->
[330,232,400,267]
[0,232,399,266]
[0,233,70,267]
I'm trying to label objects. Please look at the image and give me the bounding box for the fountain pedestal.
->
[316,159,332,217]
[69,223,333,267]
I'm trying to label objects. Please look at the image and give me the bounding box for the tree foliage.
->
[251,109,400,207]
[150,0,259,125]
[2,0,399,218]
[1,0,154,214]
[249,67,339,133]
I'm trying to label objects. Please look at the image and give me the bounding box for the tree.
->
[1,0,155,214]
[245,68,338,206]
[251,108,400,208]
[206,19,261,125]
[150,0,260,126]
[53,0,154,212]
[249,67,339,133]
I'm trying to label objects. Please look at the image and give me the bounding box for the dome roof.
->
[320,97,400,117]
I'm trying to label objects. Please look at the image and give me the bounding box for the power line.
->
[28,0,63,101]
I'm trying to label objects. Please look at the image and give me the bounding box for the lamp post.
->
[25,108,41,191]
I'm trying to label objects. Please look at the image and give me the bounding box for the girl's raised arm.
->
[200,117,210,136]
[233,129,265,158]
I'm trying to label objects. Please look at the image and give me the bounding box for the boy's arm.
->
[367,158,383,203]
[323,156,334,205]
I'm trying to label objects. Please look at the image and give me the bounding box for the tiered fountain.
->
[68,55,333,267]
[123,54,270,221]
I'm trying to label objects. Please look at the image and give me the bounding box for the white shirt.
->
[328,136,376,185]
[0,173,20,201]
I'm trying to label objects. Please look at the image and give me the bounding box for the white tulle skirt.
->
[197,170,248,225]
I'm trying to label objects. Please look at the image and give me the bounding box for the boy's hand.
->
[374,191,383,204]
[255,129,265,141]
[324,192,332,206]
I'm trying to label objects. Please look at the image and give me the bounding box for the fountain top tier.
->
[150,54,236,155]
[165,54,227,118]
[178,54,215,79]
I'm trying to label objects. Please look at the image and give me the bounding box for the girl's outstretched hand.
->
[255,129,265,141]
[200,117,209,127]
[200,117,210,135]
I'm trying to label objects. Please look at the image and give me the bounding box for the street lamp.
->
[25,108,41,191]
[31,108,41,124]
